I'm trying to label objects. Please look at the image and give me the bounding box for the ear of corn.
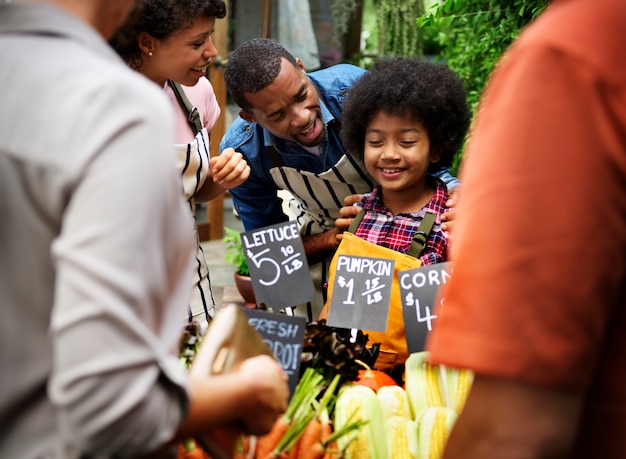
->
[442,365,474,415]
[415,407,457,459]
[334,384,389,459]
[405,352,474,418]
[377,385,411,421]
[404,352,444,419]
[384,415,418,459]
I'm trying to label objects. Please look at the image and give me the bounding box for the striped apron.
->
[269,153,375,319]
[175,127,215,326]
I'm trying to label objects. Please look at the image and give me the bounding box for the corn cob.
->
[404,352,444,419]
[377,385,411,421]
[441,365,474,415]
[384,415,418,459]
[334,384,388,459]
[415,406,457,459]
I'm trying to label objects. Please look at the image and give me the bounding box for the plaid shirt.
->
[354,179,449,265]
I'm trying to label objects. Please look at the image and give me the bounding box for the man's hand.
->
[237,355,289,436]
[335,193,364,242]
[441,188,460,235]
[301,193,365,263]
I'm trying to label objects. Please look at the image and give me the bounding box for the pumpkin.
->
[354,359,397,392]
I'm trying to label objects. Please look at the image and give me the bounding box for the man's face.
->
[241,58,325,147]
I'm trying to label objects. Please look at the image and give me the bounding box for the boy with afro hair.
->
[322,58,470,373]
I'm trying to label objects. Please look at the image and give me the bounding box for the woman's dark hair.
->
[224,38,299,112]
[341,58,470,169]
[110,0,226,71]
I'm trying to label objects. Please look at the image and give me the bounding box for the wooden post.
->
[262,0,272,38]
[201,0,230,241]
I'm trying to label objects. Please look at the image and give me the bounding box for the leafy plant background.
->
[335,0,550,174]
[419,0,549,173]
[223,226,249,276]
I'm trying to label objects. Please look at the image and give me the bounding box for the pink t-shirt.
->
[163,76,220,143]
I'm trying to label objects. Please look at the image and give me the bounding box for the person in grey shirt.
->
[0,1,289,458]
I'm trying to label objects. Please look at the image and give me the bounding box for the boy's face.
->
[364,112,439,206]
[239,58,325,147]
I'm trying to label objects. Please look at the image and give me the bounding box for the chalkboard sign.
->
[399,261,452,353]
[326,254,394,332]
[241,221,316,310]
[242,308,307,396]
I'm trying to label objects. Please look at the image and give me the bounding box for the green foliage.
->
[418,0,549,173]
[223,226,249,276]
[331,0,359,37]
[374,0,426,57]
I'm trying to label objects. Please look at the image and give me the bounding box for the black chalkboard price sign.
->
[399,261,452,353]
[326,254,395,332]
[242,308,307,396]
[242,221,316,310]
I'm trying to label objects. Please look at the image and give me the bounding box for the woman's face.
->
[148,16,217,86]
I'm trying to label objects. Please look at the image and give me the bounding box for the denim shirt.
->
[220,63,459,232]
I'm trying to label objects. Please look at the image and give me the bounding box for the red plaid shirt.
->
[354,179,449,265]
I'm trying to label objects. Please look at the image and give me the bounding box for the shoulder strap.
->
[347,208,365,234]
[266,145,284,167]
[407,211,437,258]
[348,209,436,258]
[167,79,203,136]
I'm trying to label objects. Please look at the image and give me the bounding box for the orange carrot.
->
[177,439,211,459]
[287,434,300,459]
[233,435,252,459]
[254,416,290,459]
[322,439,337,459]
[295,418,323,459]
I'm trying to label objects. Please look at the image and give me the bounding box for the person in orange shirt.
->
[426,0,626,457]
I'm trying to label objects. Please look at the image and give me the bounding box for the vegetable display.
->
[177,318,473,458]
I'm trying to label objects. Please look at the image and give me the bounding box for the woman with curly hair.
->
[111,0,250,328]
[322,58,470,372]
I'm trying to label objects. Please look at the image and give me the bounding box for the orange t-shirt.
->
[426,0,626,455]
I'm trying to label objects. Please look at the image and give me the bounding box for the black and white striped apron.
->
[175,127,215,327]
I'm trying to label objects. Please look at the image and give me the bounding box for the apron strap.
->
[347,208,366,233]
[348,209,437,258]
[407,211,437,258]
[266,145,284,167]
[167,80,203,136]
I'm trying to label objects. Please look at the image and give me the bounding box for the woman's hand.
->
[210,147,250,190]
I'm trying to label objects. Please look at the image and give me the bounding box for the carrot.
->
[256,368,327,459]
[322,439,338,459]
[287,432,301,459]
[254,416,290,459]
[177,439,211,459]
[233,435,253,459]
[295,418,323,459]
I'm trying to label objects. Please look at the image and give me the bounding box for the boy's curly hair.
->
[341,58,470,169]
